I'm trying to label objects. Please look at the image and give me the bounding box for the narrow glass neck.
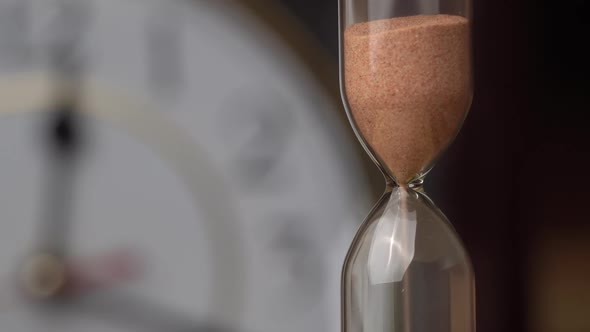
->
[385,176,425,192]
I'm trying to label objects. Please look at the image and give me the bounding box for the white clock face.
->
[0,1,371,332]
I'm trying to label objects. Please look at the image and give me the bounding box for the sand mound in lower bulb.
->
[344,14,470,185]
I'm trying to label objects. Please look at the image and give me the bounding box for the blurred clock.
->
[0,1,372,332]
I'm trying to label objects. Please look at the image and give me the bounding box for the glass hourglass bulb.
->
[339,0,475,331]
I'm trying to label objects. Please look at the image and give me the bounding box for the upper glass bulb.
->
[339,0,472,185]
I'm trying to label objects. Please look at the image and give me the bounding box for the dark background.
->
[276,1,590,331]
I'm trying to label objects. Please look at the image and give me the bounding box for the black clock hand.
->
[39,102,82,257]
[72,291,231,332]
[36,0,88,258]
[22,93,85,299]
[22,1,89,299]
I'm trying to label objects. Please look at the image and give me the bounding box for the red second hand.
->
[63,249,142,296]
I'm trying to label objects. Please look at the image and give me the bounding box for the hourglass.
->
[339,0,475,332]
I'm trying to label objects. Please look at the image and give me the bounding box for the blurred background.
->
[0,1,588,332]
